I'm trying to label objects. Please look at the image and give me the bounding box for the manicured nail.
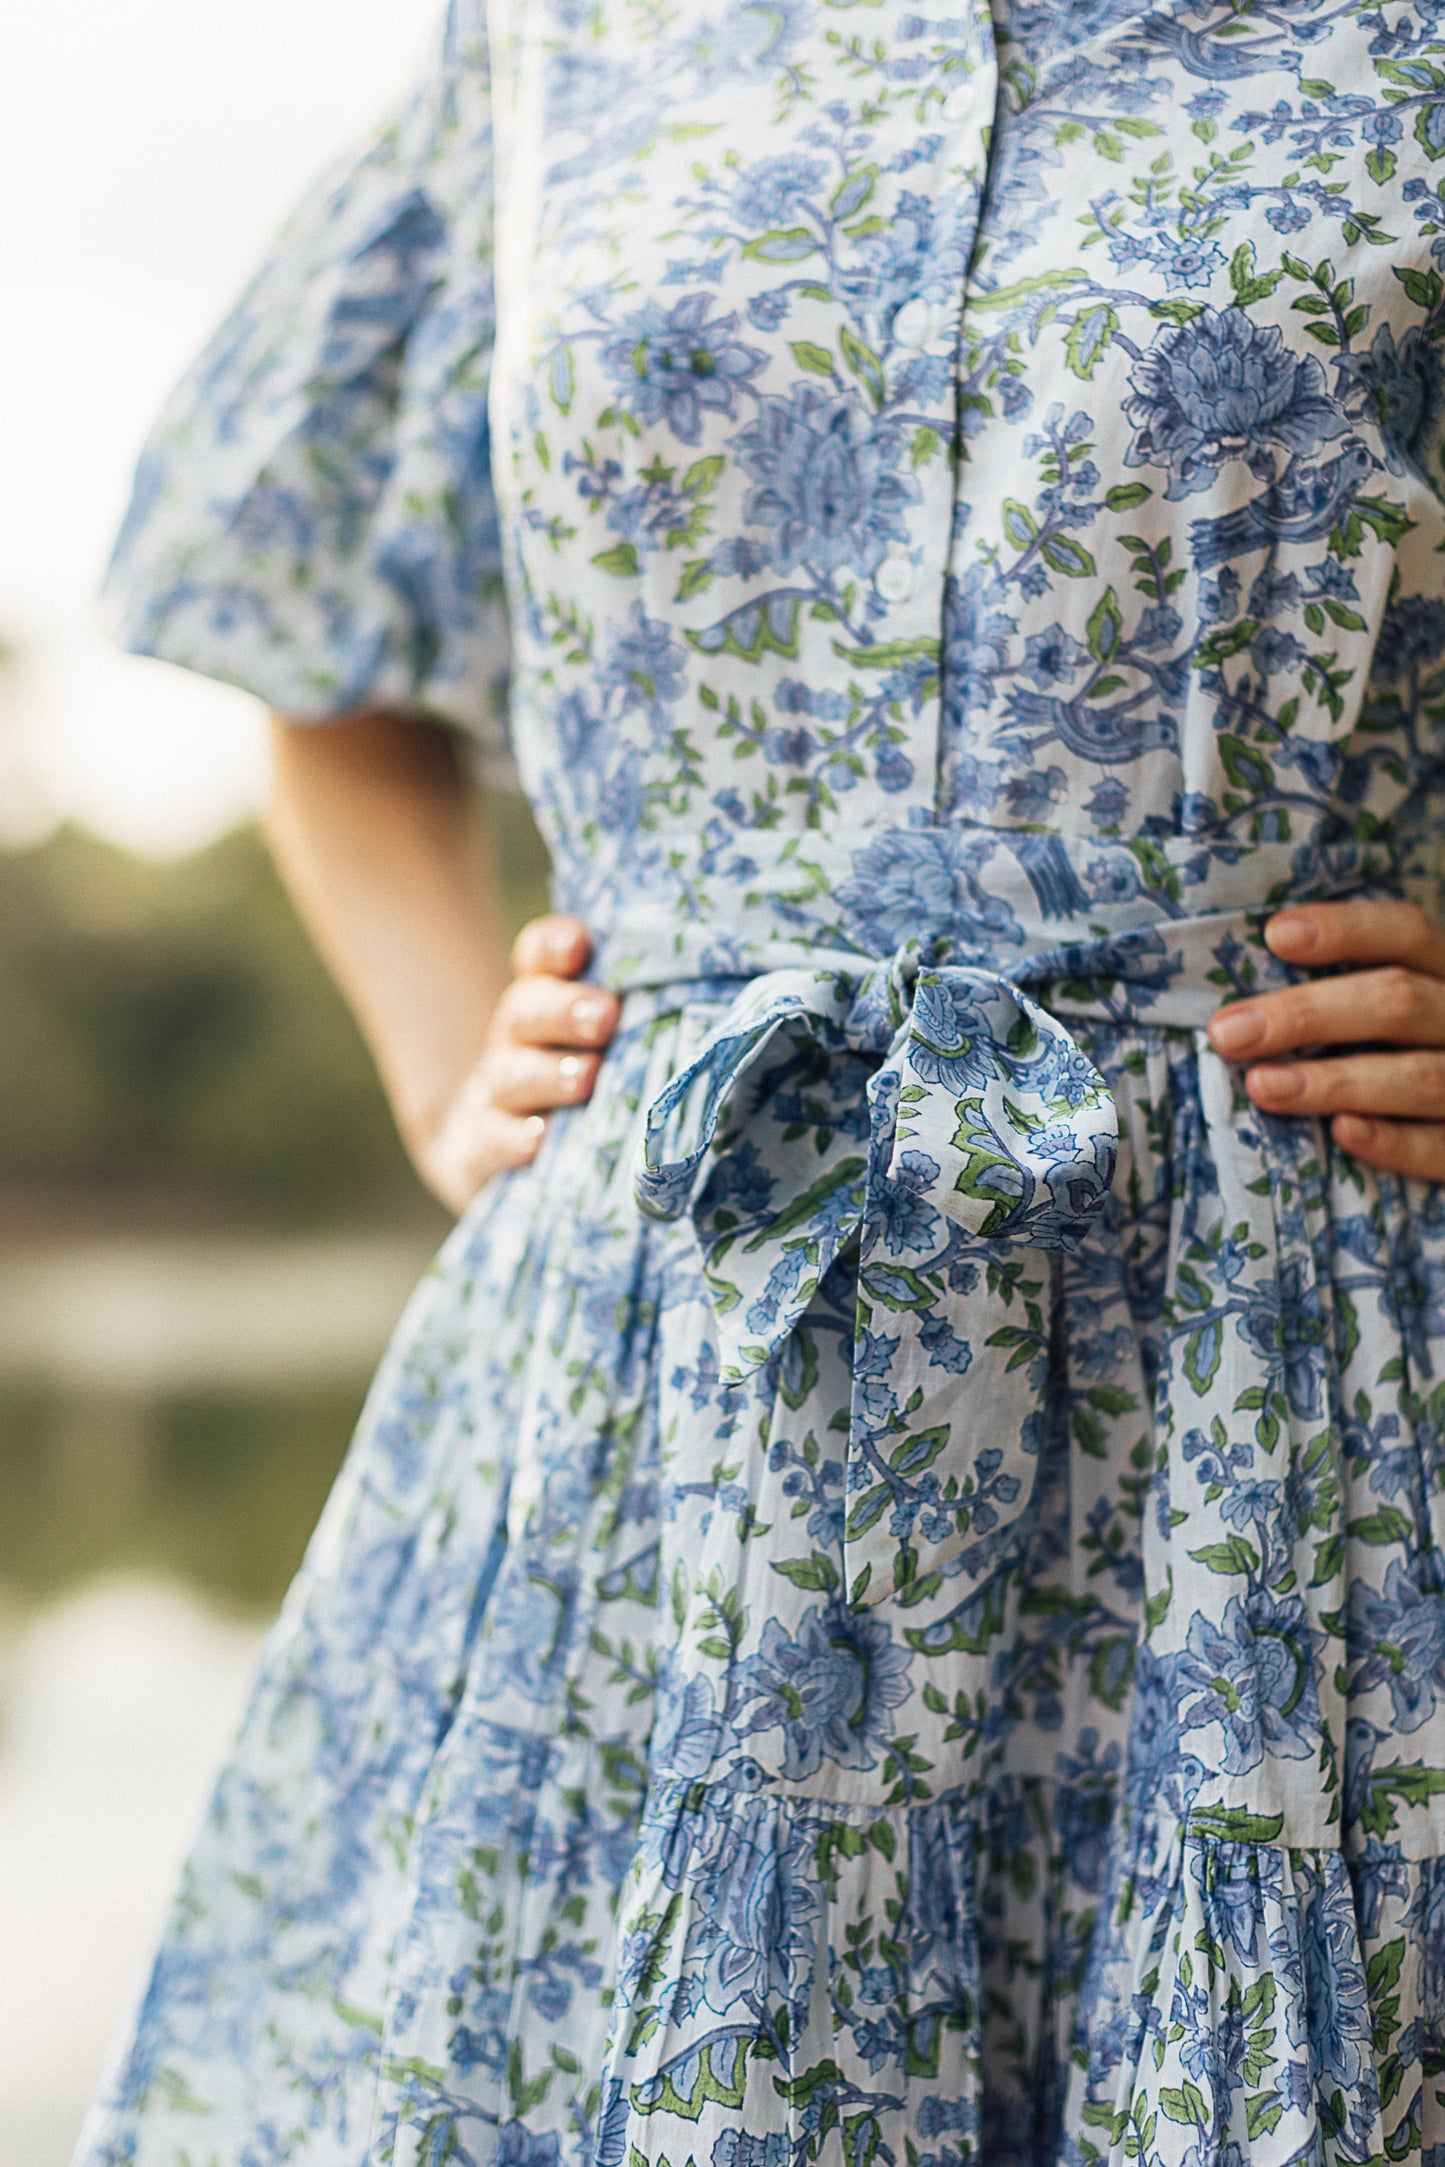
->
[1334,1114,1372,1149]
[1268,910,1319,956]
[559,1055,586,1089]
[572,995,611,1039]
[1249,1063,1303,1104]
[523,1114,547,1141]
[1211,1006,1265,1056]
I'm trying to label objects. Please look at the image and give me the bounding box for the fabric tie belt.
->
[633,920,1256,1614]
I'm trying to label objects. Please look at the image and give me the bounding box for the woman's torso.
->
[481,0,1445,985]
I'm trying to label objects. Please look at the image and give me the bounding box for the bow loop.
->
[636,967,874,1381]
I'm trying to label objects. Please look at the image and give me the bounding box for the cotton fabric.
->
[82,3,1445,2164]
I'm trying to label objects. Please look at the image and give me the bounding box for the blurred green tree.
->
[0,791,552,1226]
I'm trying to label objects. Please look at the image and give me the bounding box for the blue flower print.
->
[868,1177,942,1258]
[1003,764,1067,820]
[653,1655,723,1778]
[691,1813,819,2012]
[942,561,1017,730]
[1299,1883,1373,2101]
[840,187,968,322]
[1342,318,1445,484]
[600,294,766,443]
[1179,1592,1321,1773]
[735,1604,912,1777]
[1371,590,1445,679]
[1157,236,1227,291]
[1123,1646,1190,1810]
[762,722,814,764]
[592,2081,632,2167]
[699,1135,776,1223]
[850,1326,902,1431]
[734,383,919,576]
[902,977,1011,1096]
[495,2124,562,2167]
[712,2133,789,2167]
[603,604,688,726]
[1236,1256,1327,1423]
[836,828,1023,953]
[1406,1861,1445,1997]
[893,1147,941,1193]
[1349,1559,1445,1732]
[1123,308,1347,498]
[745,288,791,331]
[728,154,827,229]
[916,1311,973,1373]
[606,472,694,549]
[1022,624,1088,685]
[1053,1734,1121,1895]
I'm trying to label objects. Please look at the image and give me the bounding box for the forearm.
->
[265,709,511,1154]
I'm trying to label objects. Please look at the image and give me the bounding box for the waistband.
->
[581,824,1410,1011]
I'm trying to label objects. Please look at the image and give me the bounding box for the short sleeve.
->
[105,0,512,778]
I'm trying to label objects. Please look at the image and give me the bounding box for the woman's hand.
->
[413,913,619,1215]
[1206,899,1445,1181]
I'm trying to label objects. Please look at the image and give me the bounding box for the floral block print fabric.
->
[80,1,1445,2165]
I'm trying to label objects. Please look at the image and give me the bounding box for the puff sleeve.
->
[105,0,512,775]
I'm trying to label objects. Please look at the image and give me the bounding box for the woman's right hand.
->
[413,914,619,1215]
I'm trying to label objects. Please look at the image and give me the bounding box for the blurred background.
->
[0,6,548,2159]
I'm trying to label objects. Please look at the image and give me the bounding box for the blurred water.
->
[0,1232,434,1606]
[0,1212,441,2161]
[0,1576,264,2167]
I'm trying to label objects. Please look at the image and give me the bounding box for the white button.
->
[891,297,935,349]
[875,553,916,604]
[940,82,972,123]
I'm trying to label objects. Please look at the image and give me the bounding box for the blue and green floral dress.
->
[80,2,1445,2163]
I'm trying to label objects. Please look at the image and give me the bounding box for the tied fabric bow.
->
[635,945,1119,1611]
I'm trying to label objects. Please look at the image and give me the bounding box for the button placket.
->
[930,26,1001,819]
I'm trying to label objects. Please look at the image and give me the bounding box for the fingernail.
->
[523,1114,547,1141]
[559,1054,586,1084]
[1211,1006,1265,1056]
[1268,910,1319,956]
[1334,1114,1372,1149]
[1249,1063,1303,1104]
[572,995,611,1039]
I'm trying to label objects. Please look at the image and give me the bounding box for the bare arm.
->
[265,709,617,1212]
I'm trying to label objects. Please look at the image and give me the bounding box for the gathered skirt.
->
[78,982,1445,2167]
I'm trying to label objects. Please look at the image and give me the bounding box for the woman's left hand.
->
[1206,900,1445,1181]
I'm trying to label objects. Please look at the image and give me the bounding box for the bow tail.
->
[837,973,1118,1613]
[840,1055,1061,1612]
[845,1244,1057,1611]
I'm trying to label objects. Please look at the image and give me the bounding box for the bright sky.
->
[0,0,439,853]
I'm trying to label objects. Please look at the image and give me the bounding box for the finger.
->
[494,971,619,1049]
[423,1108,546,1215]
[1265,898,1445,979]
[1209,967,1445,1062]
[479,1044,601,1115]
[511,913,592,979]
[1245,1049,1445,1120]
[1331,1113,1445,1183]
